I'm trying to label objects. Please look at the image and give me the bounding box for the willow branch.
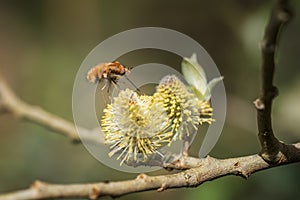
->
[254,0,292,162]
[1,148,300,200]
[0,77,104,145]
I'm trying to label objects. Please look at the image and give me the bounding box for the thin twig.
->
[0,77,104,145]
[254,0,292,162]
[1,150,300,200]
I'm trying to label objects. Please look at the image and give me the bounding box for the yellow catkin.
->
[101,75,214,166]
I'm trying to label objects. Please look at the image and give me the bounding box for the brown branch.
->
[254,0,292,163]
[0,77,104,145]
[1,150,300,200]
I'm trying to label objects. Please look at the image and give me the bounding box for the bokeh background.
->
[1,0,300,199]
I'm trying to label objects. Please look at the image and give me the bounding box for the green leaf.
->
[182,53,207,95]
[204,76,224,100]
[181,53,223,101]
[191,86,205,100]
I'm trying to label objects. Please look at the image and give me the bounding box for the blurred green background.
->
[0,0,300,199]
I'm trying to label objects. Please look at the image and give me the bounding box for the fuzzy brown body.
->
[87,61,129,84]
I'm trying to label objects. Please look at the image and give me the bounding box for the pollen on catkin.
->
[101,75,214,166]
[101,89,173,165]
[153,75,214,141]
[198,100,214,124]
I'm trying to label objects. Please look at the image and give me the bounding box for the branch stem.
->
[255,0,292,163]
[0,154,275,200]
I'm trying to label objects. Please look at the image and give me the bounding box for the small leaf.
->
[182,53,207,95]
[190,86,205,101]
[203,76,224,100]
[181,53,223,101]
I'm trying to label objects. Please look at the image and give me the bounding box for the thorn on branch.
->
[30,180,45,189]
[241,172,250,179]
[277,0,292,23]
[253,99,265,110]
[90,185,101,200]
[157,183,167,192]
[277,10,290,22]
[232,162,247,179]
[136,173,148,180]
[233,162,240,167]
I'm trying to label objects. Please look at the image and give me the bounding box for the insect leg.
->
[106,78,112,93]
[124,75,141,93]
[101,79,109,90]
[111,78,121,91]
